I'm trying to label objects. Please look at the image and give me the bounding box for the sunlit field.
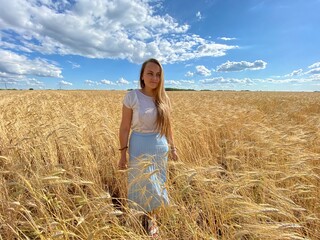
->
[0,90,319,240]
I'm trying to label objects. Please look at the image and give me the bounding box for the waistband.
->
[131,131,160,136]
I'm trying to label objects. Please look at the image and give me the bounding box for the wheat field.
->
[0,90,319,240]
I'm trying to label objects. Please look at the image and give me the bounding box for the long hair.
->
[140,58,172,137]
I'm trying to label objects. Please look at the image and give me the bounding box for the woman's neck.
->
[141,87,155,97]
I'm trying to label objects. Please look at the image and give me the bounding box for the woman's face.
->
[142,62,161,90]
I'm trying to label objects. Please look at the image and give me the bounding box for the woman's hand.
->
[170,148,178,161]
[118,156,127,170]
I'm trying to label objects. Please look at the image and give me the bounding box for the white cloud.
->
[196,11,202,20]
[85,79,100,85]
[26,78,44,86]
[305,67,320,75]
[0,78,19,85]
[165,79,195,87]
[67,61,80,69]
[59,80,72,86]
[200,77,253,84]
[200,77,223,84]
[185,71,194,77]
[309,74,320,81]
[217,60,267,72]
[0,49,62,87]
[218,37,237,41]
[101,77,130,85]
[0,40,33,53]
[195,41,237,59]
[0,0,237,64]
[261,74,320,84]
[0,49,62,78]
[285,69,303,77]
[101,79,116,85]
[180,80,195,84]
[165,79,195,86]
[269,78,306,84]
[117,77,130,85]
[308,62,320,69]
[196,65,211,76]
[0,72,43,87]
[85,80,95,84]
[166,80,181,85]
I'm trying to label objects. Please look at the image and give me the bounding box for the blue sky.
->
[1,0,320,91]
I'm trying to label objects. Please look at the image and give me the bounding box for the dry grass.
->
[0,90,319,239]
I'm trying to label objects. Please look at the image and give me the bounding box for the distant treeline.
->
[0,88,34,90]
[165,88,195,91]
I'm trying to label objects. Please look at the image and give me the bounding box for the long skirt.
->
[128,131,169,212]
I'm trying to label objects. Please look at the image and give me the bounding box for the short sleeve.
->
[123,90,134,109]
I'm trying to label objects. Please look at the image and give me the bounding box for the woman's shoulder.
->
[123,89,137,98]
[123,89,139,108]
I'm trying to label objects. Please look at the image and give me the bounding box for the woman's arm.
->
[118,104,132,169]
[167,123,178,161]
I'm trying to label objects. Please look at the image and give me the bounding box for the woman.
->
[118,58,178,237]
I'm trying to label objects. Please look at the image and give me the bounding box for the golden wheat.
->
[0,90,319,239]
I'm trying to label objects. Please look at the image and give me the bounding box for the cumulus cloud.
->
[261,74,320,84]
[196,65,211,76]
[85,80,100,85]
[309,74,320,81]
[217,60,267,72]
[0,72,44,87]
[165,79,195,86]
[200,77,223,84]
[59,80,72,86]
[0,49,62,78]
[263,78,307,84]
[0,0,237,64]
[0,78,19,86]
[85,80,95,84]
[185,71,194,77]
[274,62,320,80]
[100,78,129,86]
[200,77,253,84]
[101,79,116,85]
[27,78,44,86]
[117,77,130,84]
[285,69,303,77]
[308,62,320,69]
[305,68,320,75]
[180,80,195,84]
[0,49,62,87]
[166,80,181,85]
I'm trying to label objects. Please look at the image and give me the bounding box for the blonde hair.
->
[140,58,172,137]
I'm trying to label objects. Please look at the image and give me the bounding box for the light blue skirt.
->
[128,131,169,212]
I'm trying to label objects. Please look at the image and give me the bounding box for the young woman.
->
[118,58,178,237]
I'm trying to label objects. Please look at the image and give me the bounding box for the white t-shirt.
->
[123,89,158,133]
